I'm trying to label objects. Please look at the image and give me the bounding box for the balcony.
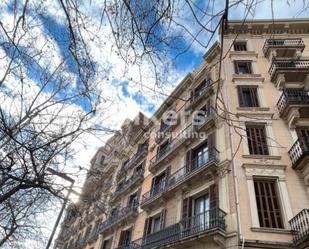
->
[289,209,309,248]
[277,89,309,127]
[263,38,305,59]
[115,240,142,249]
[117,147,148,180]
[141,149,219,210]
[140,179,167,209]
[103,157,119,174]
[149,125,194,173]
[289,137,309,170]
[269,60,309,86]
[155,116,180,144]
[84,221,101,244]
[99,204,138,234]
[186,79,213,111]
[193,108,216,132]
[140,208,226,249]
[110,169,144,203]
[166,148,219,194]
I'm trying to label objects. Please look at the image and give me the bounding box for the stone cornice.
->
[223,19,309,35]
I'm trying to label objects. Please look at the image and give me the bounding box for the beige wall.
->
[222,21,309,247]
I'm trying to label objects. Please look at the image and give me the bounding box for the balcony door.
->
[194,194,210,231]
[128,192,138,207]
[152,172,166,196]
[118,228,132,248]
[193,142,209,170]
[296,127,309,138]
[296,127,309,149]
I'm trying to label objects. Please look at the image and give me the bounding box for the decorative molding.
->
[236,110,274,119]
[242,155,281,161]
[237,112,274,121]
[251,227,291,234]
[225,20,309,35]
[229,51,259,59]
[232,74,264,83]
[242,163,287,180]
[217,161,230,178]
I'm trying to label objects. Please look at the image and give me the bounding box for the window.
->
[237,86,259,107]
[152,215,161,233]
[246,125,269,155]
[151,171,167,196]
[254,179,283,228]
[137,140,149,154]
[191,74,211,101]
[118,228,132,247]
[194,194,210,229]
[296,127,309,138]
[134,162,144,173]
[122,159,129,169]
[101,239,112,249]
[234,41,247,51]
[194,102,211,125]
[84,225,92,241]
[193,142,209,169]
[110,207,118,217]
[234,61,252,74]
[100,155,105,165]
[116,181,124,191]
[143,210,166,236]
[182,184,217,230]
[128,192,138,207]
[157,140,170,159]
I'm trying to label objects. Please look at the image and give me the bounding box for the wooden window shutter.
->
[234,61,239,74]
[185,150,192,173]
[254,179,283,229]
[246,125,269,155]
[250,87,259,107]
[150,177,155,195]
[182,197,192,229]
[209,183,218,209]
[237,86,244,107]
[206,98,211,115]
[160,209,167,229]
[118,231,125,247]
[136,188,141,202]
[296,127,309,138]
[165,166,171,179]
[208,133,215,160]
[143,217,153,237]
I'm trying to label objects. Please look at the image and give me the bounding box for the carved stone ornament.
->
[242,163,287,180]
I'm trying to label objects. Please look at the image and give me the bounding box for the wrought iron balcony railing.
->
[289,137,309,168]
[185,79,213,110]
[277,89,309,115]
[269,60,309,81]
[149,124,194,171]
[142,208,226,249]
[263,38,305,56]
[117,147,148,180]
[99,204,139,233]
[167,148,219,190]
[111,169,144,202]
[141,179,167,206]
[289,209,309,245]
[142,148,219,207]
[114,240,143,249]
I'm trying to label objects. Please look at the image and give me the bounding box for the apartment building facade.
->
[55,18,309,249]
